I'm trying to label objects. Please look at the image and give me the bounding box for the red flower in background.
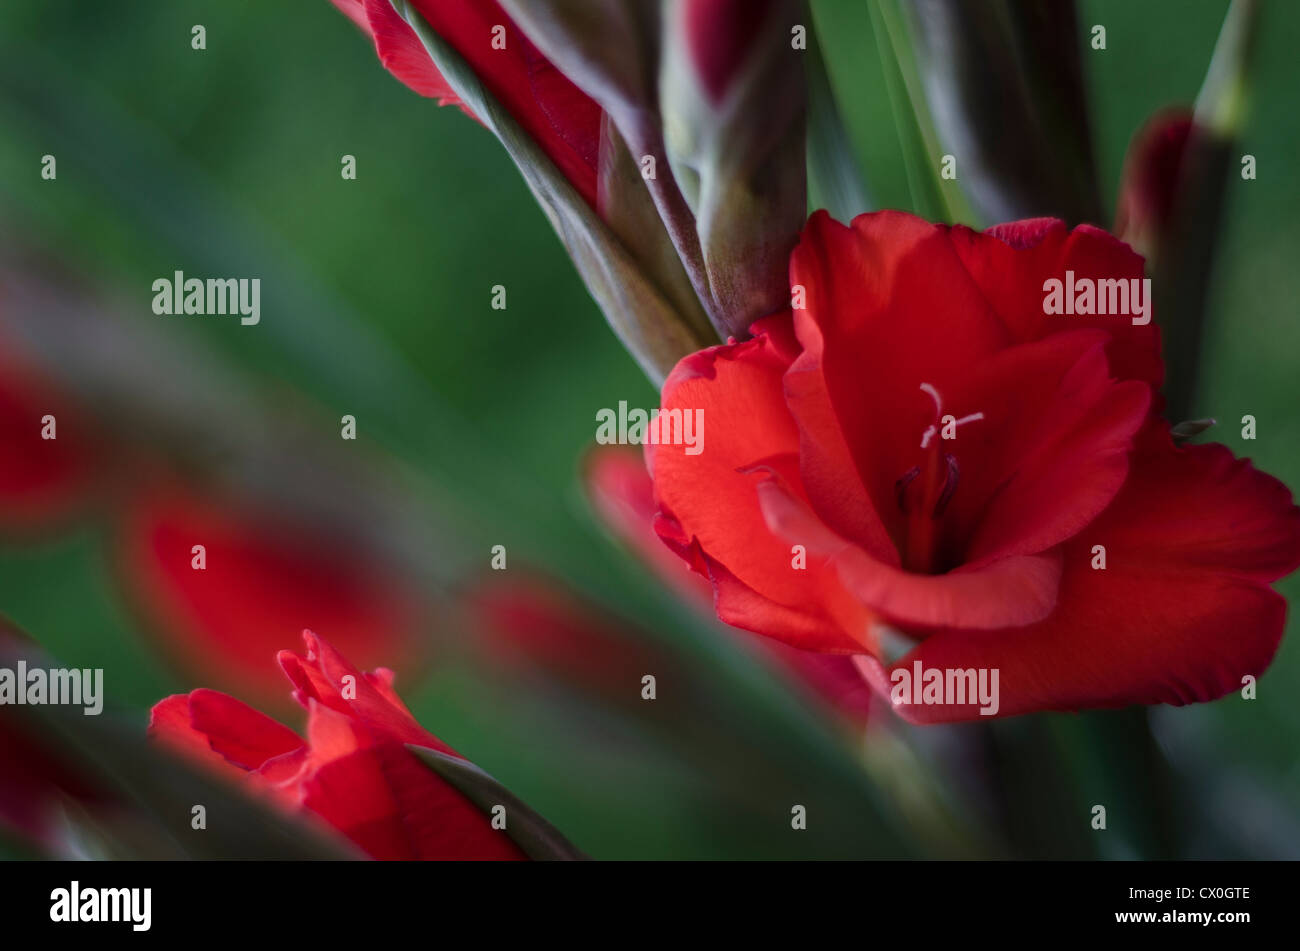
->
[117,484,428,707]
[468,571,678,706]
[649,210,1300,722]
[330,0,601,206]
[0,340,102,535]
[586,444,873,726]
[151,631,524,861]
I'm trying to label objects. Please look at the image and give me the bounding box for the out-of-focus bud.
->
[659,0,808,339]
[500,0,718,346]
[381,1,717,383]
[907,0,1103,225]
[1115,110,1194,263]
[1123,0,1257,421]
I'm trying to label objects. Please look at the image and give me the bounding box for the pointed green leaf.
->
[868,0,976,225]
[905,0,1103,225]
[408,745,588,861]
[806,17,873,220]
[1158,0,1258,419]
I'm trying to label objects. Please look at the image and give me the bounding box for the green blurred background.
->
[0,0,1297,858]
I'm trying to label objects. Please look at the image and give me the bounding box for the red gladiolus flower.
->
[117,485,428,706]
[648,210,1300,723]
[330,0,601,207]
[150,631,525,860]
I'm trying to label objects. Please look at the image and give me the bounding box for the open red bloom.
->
[649,210,1300,722]
[150,631,525,860]
[330,0,601,206]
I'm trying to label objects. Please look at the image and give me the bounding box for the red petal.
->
[755,476,1063,632]
[870,423,1300,722]
[949,218,1164,391]
[706,554,872,653]
[362,0,601,207]
[147,694,258,783]
[187,688,303,770]
[787,211,1009,552]
[650,319,868,652]
[278,631,444,750]
[329,0,370,34]
[300,741,526,860]
[359,0,467,106]
[936,331,1151,569]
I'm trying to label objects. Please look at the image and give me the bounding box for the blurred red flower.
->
[150,631,525,860]
[467,571,679,707]
[0,341,102,535]
[585,444,873,725]
[116,484,428,706]
[649,210,1300,722]
[330,0,600,206]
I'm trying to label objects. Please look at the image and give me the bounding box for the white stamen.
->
[919,382,943,415]
[916,383,985,449]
